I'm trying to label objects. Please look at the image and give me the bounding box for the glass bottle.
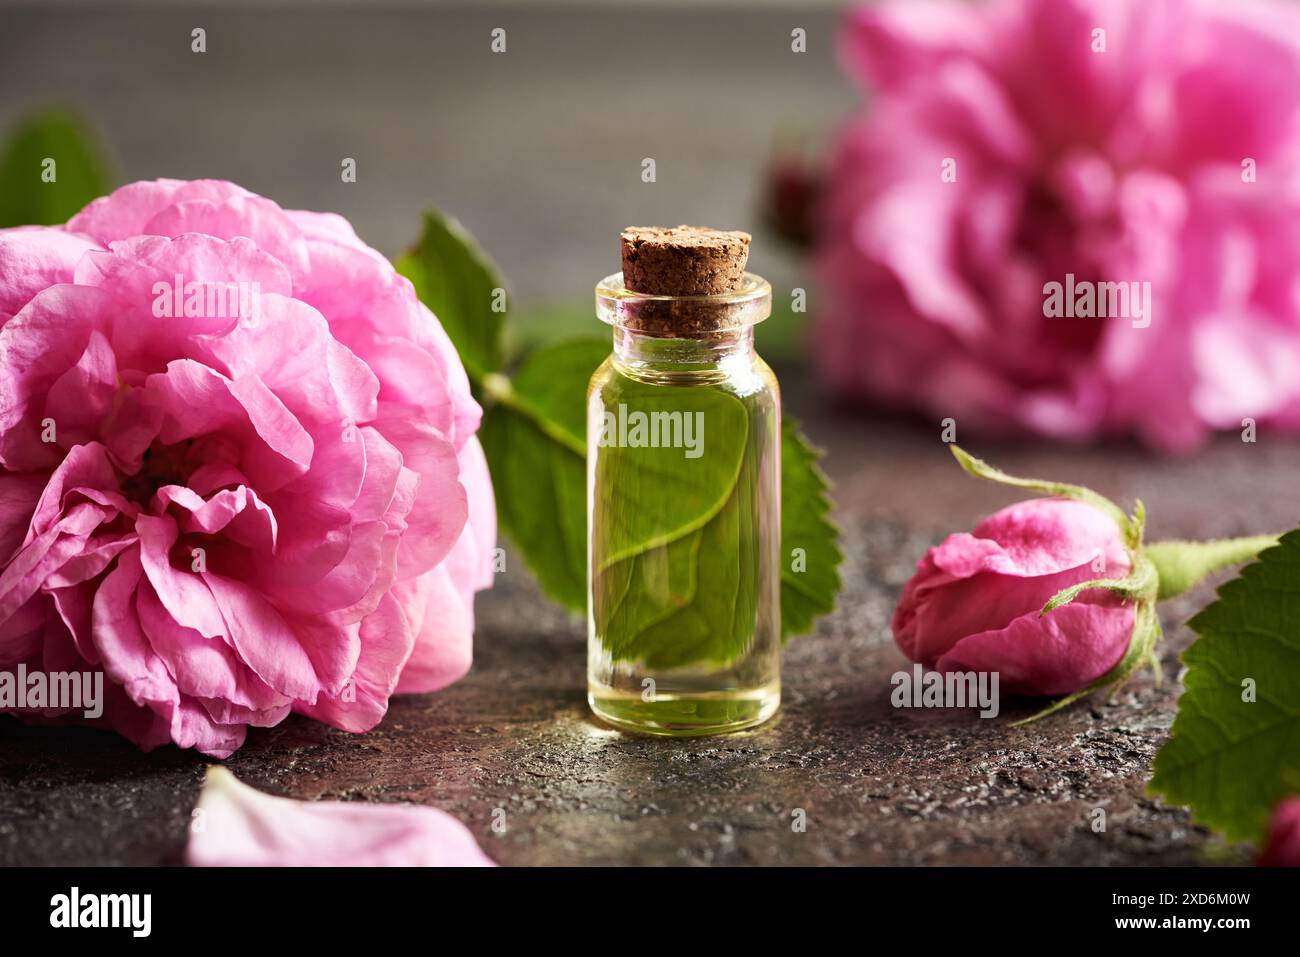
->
[587,271,780,735]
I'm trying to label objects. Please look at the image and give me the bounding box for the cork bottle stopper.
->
[616,226,754,335]
[620,225,751,297]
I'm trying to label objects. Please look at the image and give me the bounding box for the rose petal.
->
[186,766,495,867]
[935,598,1136,697]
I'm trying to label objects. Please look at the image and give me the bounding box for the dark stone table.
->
[1,367,1284,866]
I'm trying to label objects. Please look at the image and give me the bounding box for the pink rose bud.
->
[892,497,1138,697]
[1258,797,1300,867]
[891,447,1278,721]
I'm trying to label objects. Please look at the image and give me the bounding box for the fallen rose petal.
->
[186,766,495,867]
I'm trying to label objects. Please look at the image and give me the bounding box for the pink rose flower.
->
[817,0,1300,452]
[1258,796,1300,867]
[0,179,495,757]
[892,497,1136,696]
[186,766,495,867]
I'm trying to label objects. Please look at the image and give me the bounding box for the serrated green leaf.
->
[476,338,841,643]
[1150,529,1300,844]
[589,368,763,667]
[478,340,608,609]
[597,532,701,658]
[394,209,506,381]
[0,110,111,228]
[780,418,841,639]
[605,476,760,669]
[592,378,749,567]
[399,206,841,640]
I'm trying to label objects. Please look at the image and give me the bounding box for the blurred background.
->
[0,0,848,355]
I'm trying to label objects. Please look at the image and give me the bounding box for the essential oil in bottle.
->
[587,225,781,735]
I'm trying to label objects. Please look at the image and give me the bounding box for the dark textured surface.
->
[2,370,1289,866]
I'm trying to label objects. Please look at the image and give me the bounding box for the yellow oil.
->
[587,680,780,736]
[586,333,781,737]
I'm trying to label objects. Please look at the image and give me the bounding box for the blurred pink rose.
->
[892,498,1135,695]
[1258,796,1300,867]
[186,766,494,867]
[0,179,495,757]
[817,0,1300,451]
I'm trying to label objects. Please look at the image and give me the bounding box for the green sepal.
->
[949,446,1138,547]
[1145,536,1280,600]
[1039,554,1158,616]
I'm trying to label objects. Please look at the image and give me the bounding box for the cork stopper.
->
[613,224,759,335]
[621,226,751,297]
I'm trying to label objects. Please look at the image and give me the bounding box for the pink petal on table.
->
[186,766,495,867]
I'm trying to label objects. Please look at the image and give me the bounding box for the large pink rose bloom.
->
[818,0,1300,451]
[0,179,495,756]
[892,498,1135,695]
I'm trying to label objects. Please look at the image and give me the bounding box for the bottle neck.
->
[612,326,755,375]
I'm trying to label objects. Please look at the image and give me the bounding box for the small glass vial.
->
[587,226,781,735]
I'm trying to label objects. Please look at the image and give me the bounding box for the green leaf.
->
[402,207,842,641]
[600,482,759,669]
[592,378,749,567]
[478,339,608,610]
[779,418,841,639]
[589,373,760,667]
[394,209,506,381]
[0,110,111,228]
[503,300,597,357]
[596,532,701,661]
[476,338,842,645]
[1149,530,1300,843]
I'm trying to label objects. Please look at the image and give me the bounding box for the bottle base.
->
[587,682,779,737]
